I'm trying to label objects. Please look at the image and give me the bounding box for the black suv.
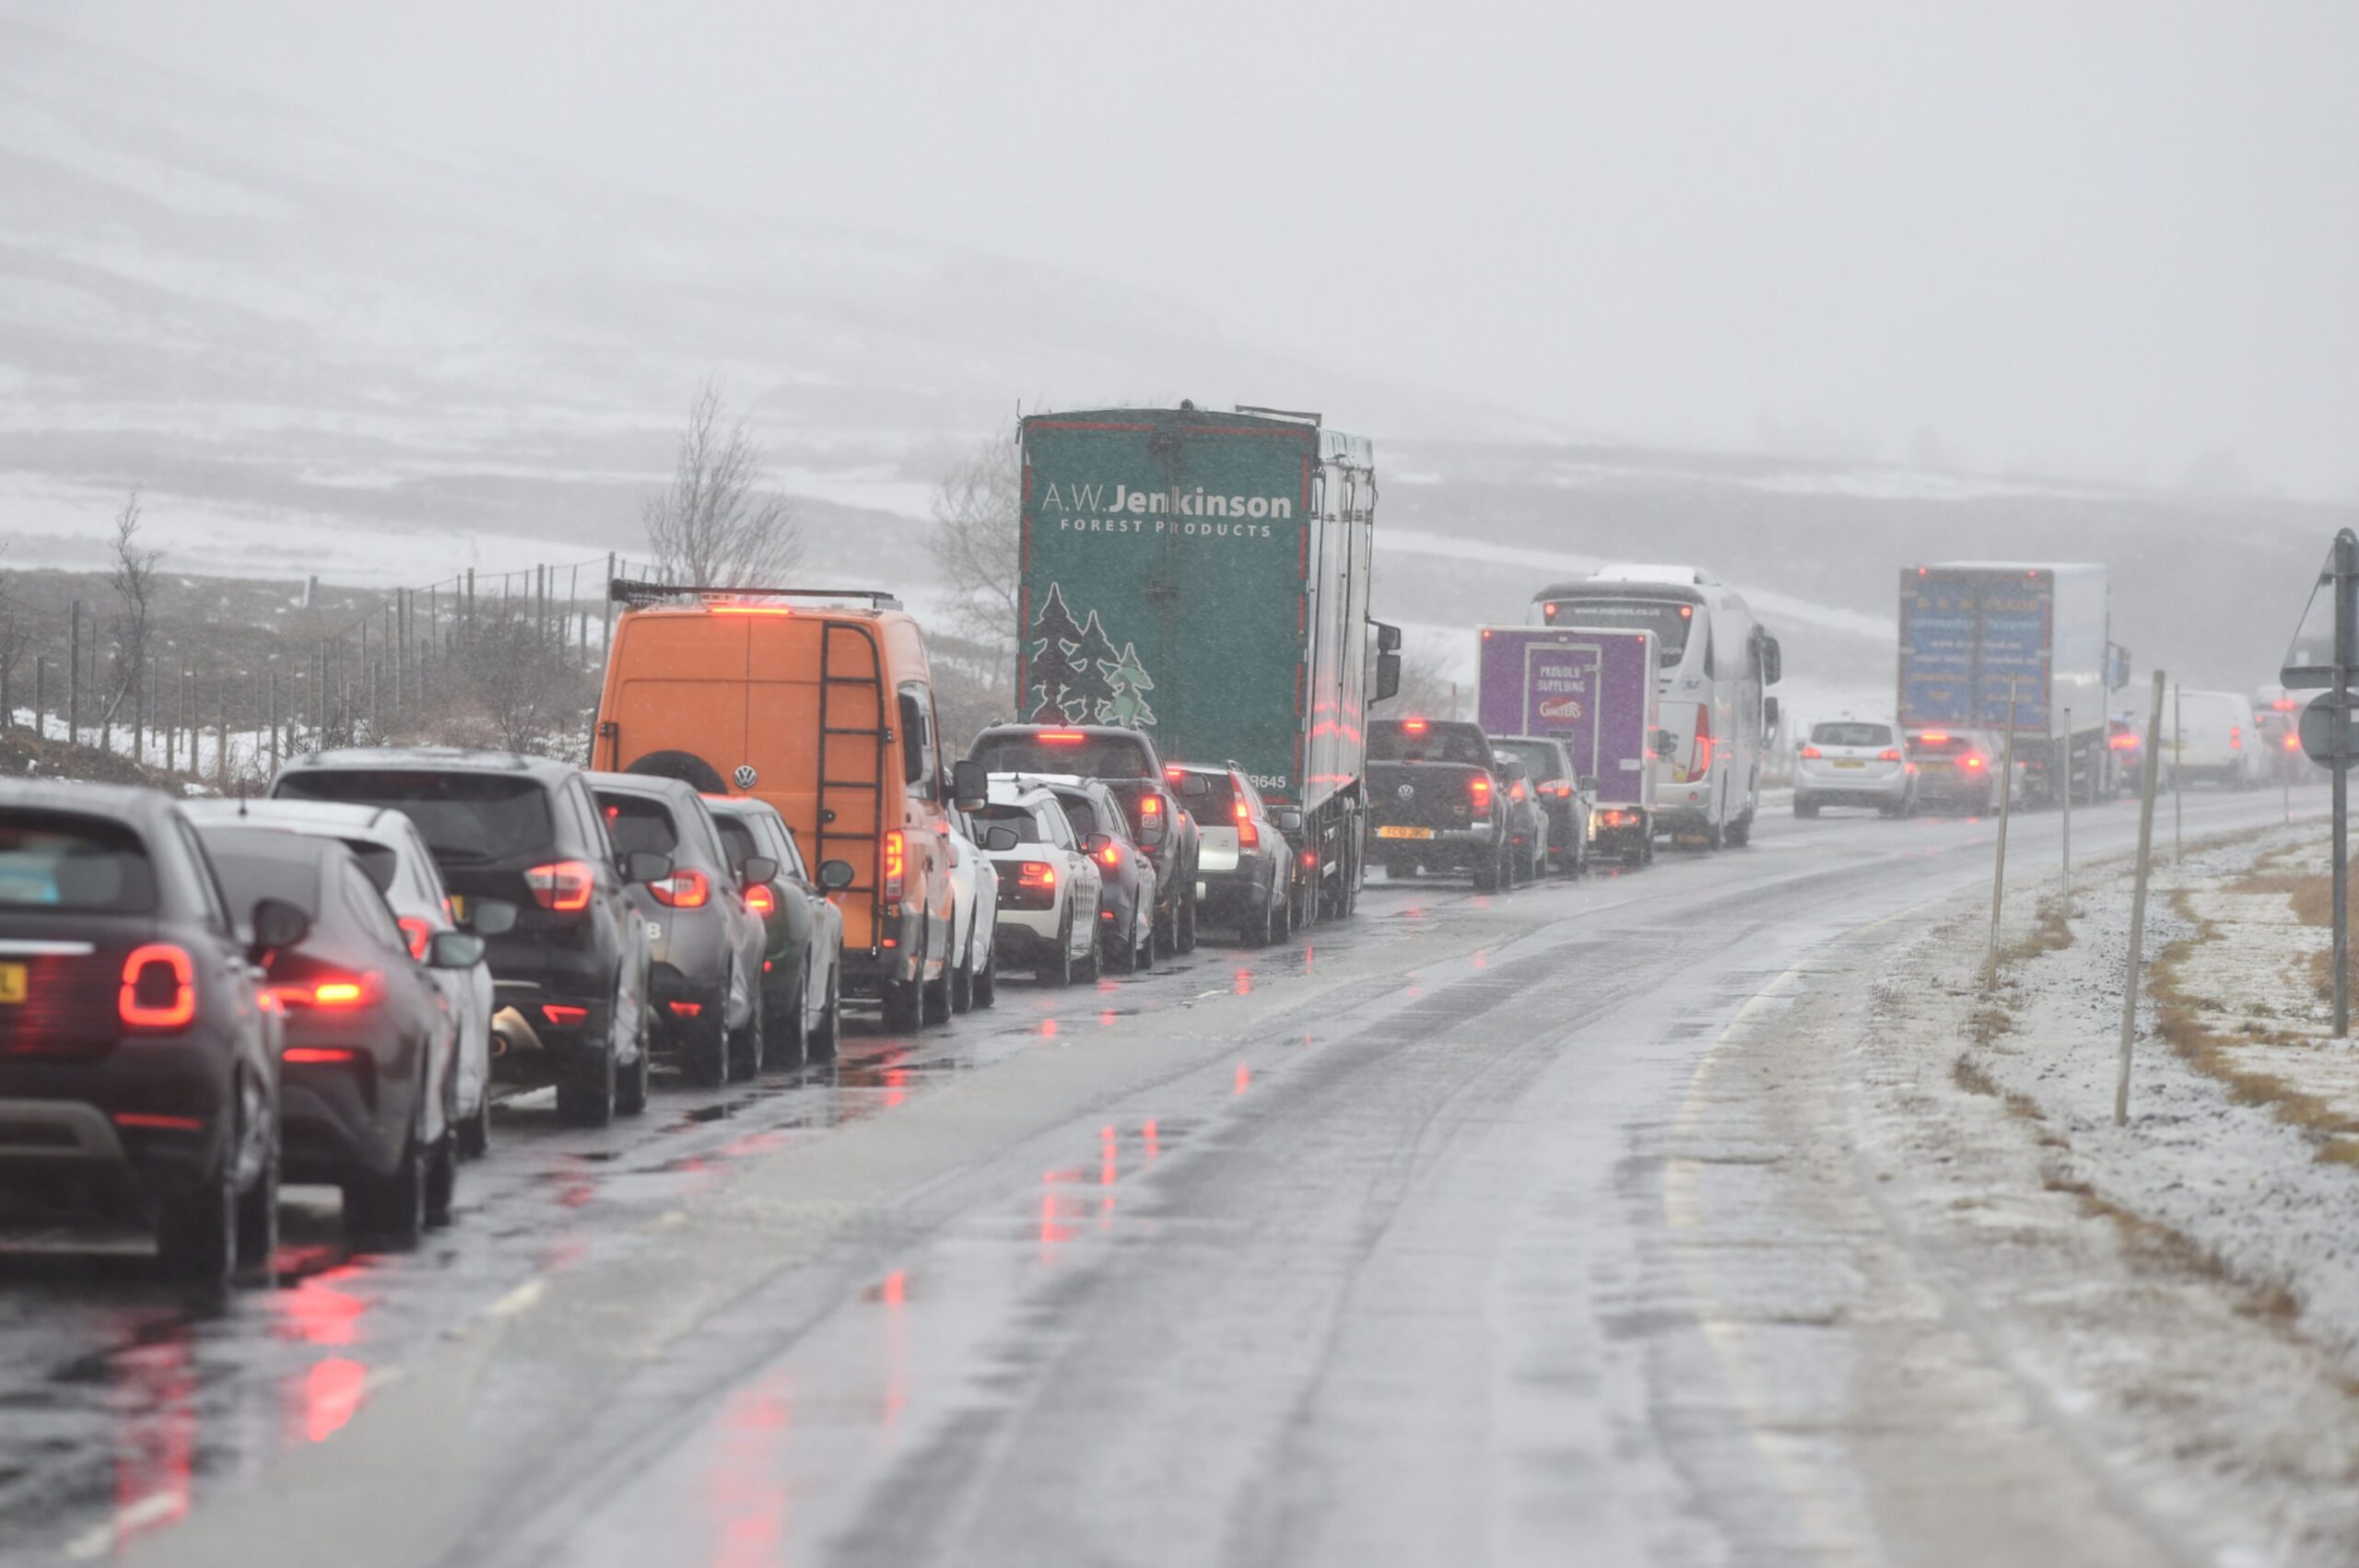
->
[968,725,1201,954]
[0,781,308,1286]
[273,749,666,1127]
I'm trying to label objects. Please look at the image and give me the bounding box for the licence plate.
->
[1834,760,1866,769]
[1375,825,1435,840]
[0,964,22,1004]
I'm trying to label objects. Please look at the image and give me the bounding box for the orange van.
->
[592,584,984,1030]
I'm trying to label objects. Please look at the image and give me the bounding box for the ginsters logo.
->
[1037,482,1290,539]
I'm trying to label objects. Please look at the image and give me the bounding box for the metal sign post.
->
[2117,671,2168,1125]
[2173,683,2183,866]
[2283,529,2359,1039]
[1984,676,2020,993]
[2061,705,2071,907]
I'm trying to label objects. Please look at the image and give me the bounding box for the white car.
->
[1793,720,1918,818]
[945,810,1001,1012]
[182,799,509,1157]
[2170,690,2266,790]
[974,776,1104,986]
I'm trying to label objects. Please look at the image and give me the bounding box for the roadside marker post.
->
[2061,705,2072,908]
[1984,676,2021,993]
[2173,684,2184,866]
[2286,530,2358,1038]
[2116,670,2169,1125]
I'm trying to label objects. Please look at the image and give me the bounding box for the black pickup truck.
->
[1365,719,1511,891]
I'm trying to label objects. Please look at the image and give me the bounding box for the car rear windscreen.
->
[1487,740,1564,779]
[1369,726,1491,766]
[597,794,679,859]
[1169,772,1237,825]
[970,735,1155,779]
[1813,723,1893,748]
[278,772,553,865]
[712,816,759,868]
[1542,595,1694,665]
[972,804,1048,843]
[336,839,401,893]
[1907,734,1980,756]
[0,813,158,913]
[200,839,322,919]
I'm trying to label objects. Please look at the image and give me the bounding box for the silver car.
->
[1794,720,1918,818]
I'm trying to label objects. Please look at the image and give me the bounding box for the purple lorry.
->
[1476,626,1661,865]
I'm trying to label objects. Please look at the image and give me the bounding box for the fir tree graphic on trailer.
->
[1026,583,1156,727]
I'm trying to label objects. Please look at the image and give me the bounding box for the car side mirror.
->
[1375,650,1402,702]
[249,896,310,958]
[624,849,673,884]
[428,930,487,970]
[1578,776,1600,794]
[1499,759,1527,781]
[1273,807,1303,833]
[1760,636,1782,686]
[1083,832,1113,855]
[468,897,519,936]
[817,859,856,892]
[739,854,779,886]
[1763,696,1781,731]
[1650,730,1669,758]
[951,758,989,813]
[981,824,1021,853]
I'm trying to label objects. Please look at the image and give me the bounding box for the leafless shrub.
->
[926,424,1023,665]
[102,490,163,727]
[642,380,802,588]
[1369,632,1461,720]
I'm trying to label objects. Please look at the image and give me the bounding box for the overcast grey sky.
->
[32,0,2359,497]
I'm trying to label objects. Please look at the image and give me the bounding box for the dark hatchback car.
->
[968,725,1201,955]
[0,783,305,1286]
[1486,735,1591,878]
[1041,778,1159,972]
[273,749,663,1127]
[196,825,481,1246]
[705,796,847,1066]
[589,774,767,1086]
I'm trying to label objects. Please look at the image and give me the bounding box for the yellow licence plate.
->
[0,964,25,1004]
[1376,825,1436,839]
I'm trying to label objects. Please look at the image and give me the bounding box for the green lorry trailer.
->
[1015,405,1400,927]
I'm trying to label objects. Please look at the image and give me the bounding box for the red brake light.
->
[527,860,594,913]
[2230,726,2243,751]
[667,1000,703,1017]
[2286,732,2302,752]
[1692,704,1714,774]
[1799,744,1823,760]
[283,1046,361,1066]
[1017,861,1057,889]
[1509,780,1527,802]
[1165,766,1187,781]
[649,868,710,909]
[2108,731,2140,751]
[267,972,381,1012]
[119,943,195,1032]
[1233,793,1260,849]
[396,915,432,962]
[1402,718,1428,733]
[1469,774,1493,811]
[1961,755,1988,771]
[1140,794,1160,816]
[1038,731,1086,744]
[1878,748,1902,762]
[1099,840,1121,868]
[1919,731,1951,744]
[883,830,906,903]
[542,1003,588,1027]
[745,883,776,916]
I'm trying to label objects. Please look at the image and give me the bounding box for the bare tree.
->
[102,489,163,726]
[1368,633,1461,720]
[925,424,1023,664]
[642,380,802,587]
[0,549,31,727]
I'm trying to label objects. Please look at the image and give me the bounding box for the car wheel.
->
[1178,886,1199,953]
[727,977,762,1081]
[1473,849,1500,893]
[685,1001,731,1088]
[1110,915,1140,974]
[457,1073,493,1158]
[1794,796,1817,817]
[974,941,998,1008]
[883,927,926,1030]
[950,949,974,1014]
[1077,923,1102,982]
[773,964,811,1070]
[921,940,953,1027]
[616,981,652,1114]
[348,1111,427,1251]
[810,964,842,1059]
[424,1137,457,1229]
[560,1029,620,1123]
[1047,908,1075,986]
[234,1106,280,1280]
[157,1153,238,1293]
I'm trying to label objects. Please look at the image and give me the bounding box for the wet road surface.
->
[0,786,2322,1566]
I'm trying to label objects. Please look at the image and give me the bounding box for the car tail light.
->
[2109,731,2140,751]
[1140,794,1161,819]
[1017,861,1057,890]
[119,944,195,1032]
[268,972,381,1011]
[1799,744,1822,759]
[668,1000,702,1018]
[2286,732,2303,753]
[745,883,776,916]
[113,1111,204,1130]
[1961,755,1988,771]
[883,831,906,902]
[1165,766,1188,782]
[1038,731,1086,744]
[2230,726,2243,751]
[1234,795,1259,849]
[542,1003,588,1027]
[1469,774,1493,811]
[283,1047,361,1066]
[649,868,710,909]
[1099,840,1122,868]
[396,915,432,962]
[1509,780,1527,802]
[1919,731,1951,744]
[527,860,594,913]
[1878,748,1902,762]
[1402,719,1428,733]
[1692,705,1715,775]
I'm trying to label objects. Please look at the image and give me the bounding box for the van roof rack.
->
[610,578,903,610]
